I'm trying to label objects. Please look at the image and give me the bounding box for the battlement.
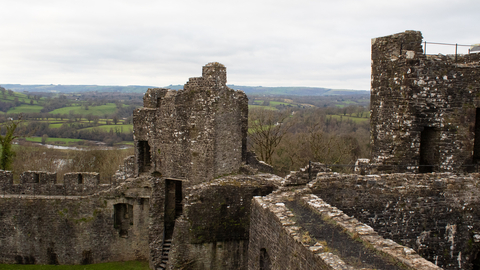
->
[0,171,110,196]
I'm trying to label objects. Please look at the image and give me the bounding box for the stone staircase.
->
[158,238,172,270]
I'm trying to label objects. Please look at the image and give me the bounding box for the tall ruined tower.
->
[133,62,248,186]
[371,31,480,172]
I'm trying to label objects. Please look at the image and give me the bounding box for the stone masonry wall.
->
[133,63,248,187]
[0,176,152,265]
[371,30,480,172]
[165,174,282,270]
[248,188,438,270]
[310,172,480,269]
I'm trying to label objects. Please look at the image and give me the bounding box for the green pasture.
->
[0,260,149,270]
[121,141,134,145]
[49,103,118,116]
[48,123,65,128]
[252,100,292,106]
[269,101,291,106]
[7,105,43,114]
[80,124,133,133]
[25,137,84,144]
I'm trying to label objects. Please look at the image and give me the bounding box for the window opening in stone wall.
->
[33,173,39,183]
[419,127,437,173]
[259,248,271,270]
[77,174,83,184]
[164,179,183,239]
[114,203,133,237]
[138,141,152,173]
[474,108,480,164]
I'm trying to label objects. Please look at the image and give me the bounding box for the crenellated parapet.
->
[0,171,112,196]
[20,171,56,184]
[64,172,99,187]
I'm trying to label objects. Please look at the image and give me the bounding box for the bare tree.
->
[248,108,292,165]
[307,121,356,166]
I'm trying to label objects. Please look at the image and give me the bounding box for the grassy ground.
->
[49,103,118,116]
[25,137,84,144]
[0,261,149,270]
[7,105,43,114]
[80,124,133,133]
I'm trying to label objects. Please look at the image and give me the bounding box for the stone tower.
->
[133,62,248,186]
[370,31,480,172]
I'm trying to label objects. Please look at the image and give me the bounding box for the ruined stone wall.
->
[248,195,329,270]
[0,171,112,196]
[133,63,248,187]
[0,177,152,265]
[371,30,480,172]
[248,189,438,270]
[164,174,282,270]
[310,172,480,269]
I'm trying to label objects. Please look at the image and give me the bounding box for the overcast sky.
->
[1,0,479,90]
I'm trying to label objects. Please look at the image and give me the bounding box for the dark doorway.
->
[474,108,480,164]
[138,141,152,173]
[114,203,133,237]
[164,179,183,239]
[473,250,480,270]
[419,127,437,173]
[259,248,271,270]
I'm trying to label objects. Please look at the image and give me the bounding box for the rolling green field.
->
[25,137,84,144]
[7,105,43,114]
[0,260,149,270]
[49,103,119,116]
[80,124,133,133]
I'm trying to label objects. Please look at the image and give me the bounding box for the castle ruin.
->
[1,32,480,270]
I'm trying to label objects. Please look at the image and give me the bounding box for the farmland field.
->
[7,105,43,114]
[49,103,119,116]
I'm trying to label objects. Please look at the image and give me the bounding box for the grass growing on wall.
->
[0,260,150,270]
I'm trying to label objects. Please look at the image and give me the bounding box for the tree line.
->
[248,106,370,176]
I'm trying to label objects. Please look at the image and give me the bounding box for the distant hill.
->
[1,84,368,96]
[0,84,157,93]
[226,85,368,96]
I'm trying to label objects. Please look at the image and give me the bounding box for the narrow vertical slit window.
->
[138,141,152,173]
[33,173,40,183]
